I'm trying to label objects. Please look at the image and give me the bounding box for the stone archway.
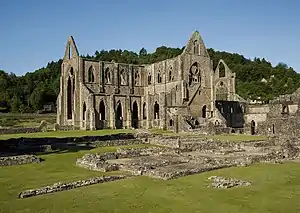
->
[251,120,255,135]
[115,102,123,129]
[132,101,138,129]
[98,100,105,129]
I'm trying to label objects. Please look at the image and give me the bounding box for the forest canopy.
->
[0,46,299,113]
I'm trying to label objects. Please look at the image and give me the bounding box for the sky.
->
[0,0,300,75]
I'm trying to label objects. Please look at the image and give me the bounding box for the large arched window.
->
[88,66,95,82]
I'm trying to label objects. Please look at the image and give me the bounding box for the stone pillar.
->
[90,109,96,130]
[109,95,115,129]
[127,97,131,128]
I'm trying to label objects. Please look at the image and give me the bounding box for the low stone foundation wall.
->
[208,176,251,189]
[0,127,41,135]
[19,175,127,199]
[0,155,42,166]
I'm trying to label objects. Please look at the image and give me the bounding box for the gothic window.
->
[157,71,162,83]
[148,73,152,85]
[154,101,159,119]
[189,62,200,86]
[105,67,111,84]
[169,67,173,81]
[119,69,127,85]
[67,77,72,119]
[219,63,226,78]
[169,119,174,127]
[88,66,95,83]
[134,70,140,86]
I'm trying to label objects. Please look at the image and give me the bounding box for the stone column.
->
[109,95,115,129]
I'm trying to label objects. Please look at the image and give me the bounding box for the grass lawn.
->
[0,113,56,128]
[0,129,135,140]
[1,144,300,213]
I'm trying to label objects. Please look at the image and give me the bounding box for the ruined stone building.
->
[57,31,243,131]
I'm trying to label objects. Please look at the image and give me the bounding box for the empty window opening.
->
[88,66,95,82]
[67,77,73,119]
[148,74,152,85]
[157,72,162,83]
[154,101,159,119]
[219,63,226,78]
[250,120,255,135]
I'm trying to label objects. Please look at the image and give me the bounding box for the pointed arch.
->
[193,40,199,55]
[64,36,79,60]
[99,100,105,120]
[189,62,200,86]
[154,101,159,119]
[82,102,86,120]
[115,101,123,129]
[132,101,139,128]
[67,77,72,119]
[88,66,95,83]
[219,62,226,78]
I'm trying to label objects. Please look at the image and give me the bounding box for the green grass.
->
[0,113,56,128]
[1,145,300,213]
[0,129,136,140]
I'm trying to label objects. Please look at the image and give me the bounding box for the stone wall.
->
[0,127,41,135]
[0,155,42,166]
[19,175,127,199]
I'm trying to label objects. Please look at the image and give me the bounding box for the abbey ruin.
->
[56,31,300,137]
[56,31,244,132]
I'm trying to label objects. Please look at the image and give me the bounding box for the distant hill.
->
[0,46,299,113]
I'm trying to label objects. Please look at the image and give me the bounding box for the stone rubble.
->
[208,176,251,189]
[18,175,127,199]
[0,155,42,166]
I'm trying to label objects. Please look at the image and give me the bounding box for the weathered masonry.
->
[56,31,242,131]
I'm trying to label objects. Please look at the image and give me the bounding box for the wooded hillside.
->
[0,46,299,113]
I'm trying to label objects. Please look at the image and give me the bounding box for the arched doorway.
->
[154,101,159,119]
[99,100,105,129]
[115,102,123,129]
[82,102,86,120]
[202,105,207,118]
[250,120,255,135]
[132,101,138,128]
[67,77,72,119]
[99,100,105,120]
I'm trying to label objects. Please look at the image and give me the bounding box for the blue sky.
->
[0,0,299,75]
